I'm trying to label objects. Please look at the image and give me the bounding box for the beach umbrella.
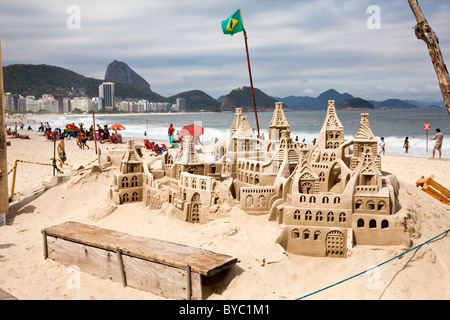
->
[66,123,79,130]
[109,124,126,131]
[180,123,204,137]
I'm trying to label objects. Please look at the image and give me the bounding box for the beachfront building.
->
[70,97,95,113]
[172,98,186,112]
[100,100,409,258]
[99,82,115,111]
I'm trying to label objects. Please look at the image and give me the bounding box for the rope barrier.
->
[296,228,450,300]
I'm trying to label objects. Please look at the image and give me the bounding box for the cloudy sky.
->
[1,0,449,102]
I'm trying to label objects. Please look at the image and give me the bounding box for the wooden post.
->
[243,28,261,138]
[116,247,127,287]
[9,160,17,202]
[186,264,192,300]
[53,139,56,176]
[408,0,450,116]
[0,37,9,215]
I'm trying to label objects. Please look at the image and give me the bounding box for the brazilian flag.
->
[221,9,244,36]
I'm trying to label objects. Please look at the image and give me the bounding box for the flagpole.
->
[242,28,260,139]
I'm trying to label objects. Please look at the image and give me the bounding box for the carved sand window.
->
[131,176,138,187]
[301,182,313,194]
[132,192,138,202]
[369,219,377,228]
[357,218,364,228]
[245,195,254,207]
[339,212,346,223]
[294,209,301,220]
[314,231,321,241]
[258,195,266,207]
[305,211,312,221]
[319,172,325,182]
[367,200,375,210]
[292,228,300,239]
[323,196,329,204]
[355,199,363,210]
[378,200,386,211]
[327,212,334,222]
[381,220,389,229]
[121,177,129,188]
[316,211,323,222]
[303,229,310,240]
[299,195,306,203]
[122,193,129,203]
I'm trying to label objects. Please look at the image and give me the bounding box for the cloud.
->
[0,0,449,101]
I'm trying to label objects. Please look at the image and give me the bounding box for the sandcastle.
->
[103,100,410,258]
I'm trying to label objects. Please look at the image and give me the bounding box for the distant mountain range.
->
[3,62,445,112]
[273,88,445,111]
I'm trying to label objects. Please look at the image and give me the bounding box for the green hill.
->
[336,98,375,110]
[168,90,221,112]
[220,86,285,112]
[3,64,166,102]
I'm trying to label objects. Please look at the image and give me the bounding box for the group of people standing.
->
[378,128,444,159]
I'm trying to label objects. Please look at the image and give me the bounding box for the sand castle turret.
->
[317,100,344,150]
[109,140,145,204]
[350,113,379,171]
[269,102,290,141]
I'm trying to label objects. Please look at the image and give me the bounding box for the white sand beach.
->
[0,125,449,300]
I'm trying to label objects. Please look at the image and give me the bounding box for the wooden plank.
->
[426,179,450,197]
[43,221,237,277]
[46,235,205,299]
[422,185,450,204]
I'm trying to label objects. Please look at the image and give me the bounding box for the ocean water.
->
[32,108,450,159]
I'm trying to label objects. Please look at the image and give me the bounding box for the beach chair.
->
[109,135,117,144]
[416,175,450,205]
[6,128,11,136]
[143,140,151,149]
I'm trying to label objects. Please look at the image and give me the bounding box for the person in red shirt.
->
[168,123,175,144]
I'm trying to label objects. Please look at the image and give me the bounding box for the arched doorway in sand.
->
[188,193,201,223]
[326,230,345,257]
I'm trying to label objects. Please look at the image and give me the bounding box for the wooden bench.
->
[42,221,238,300]
[416,175,450,205]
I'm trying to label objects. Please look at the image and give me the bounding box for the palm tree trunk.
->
[0,39,10,215]
[408,0,450,115]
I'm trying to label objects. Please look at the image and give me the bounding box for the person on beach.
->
[168,123,175,144]
[57,135,67,168]
[430,128,443,159]
[403,137,409,153]
[379,137,385,155]
[81,129,89,149]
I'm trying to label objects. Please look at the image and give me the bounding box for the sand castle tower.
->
[350,113,380,171]
[229,107,244,136]
[317,100,344,150]
[272,129,300,178]
[109,140,145,205]
[268,102,290,142]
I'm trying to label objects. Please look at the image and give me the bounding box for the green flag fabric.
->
[221,9,244,35]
